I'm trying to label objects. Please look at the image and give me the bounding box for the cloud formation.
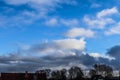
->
[83,6,120,37]
[0,38,119,72]
[0,38,87,72]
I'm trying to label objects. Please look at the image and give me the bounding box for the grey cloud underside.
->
[0,54,96,72]
[106,45,120,69]
[107,45,120,57]
[0,53,119,72]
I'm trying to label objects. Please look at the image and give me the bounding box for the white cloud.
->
[54,38,86,50]
[89,53,114,60]
[105,22,120,35]
[49,50,76,58]
[89,53,101,58]
[65,27,95,38]
[84,7,118,29]
[84,15,115,29]
[97,7,119,18]
[22,38,86,57]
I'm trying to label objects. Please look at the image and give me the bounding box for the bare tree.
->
[92,64,113,77]
[68,66,84,79]
[89,69,96,77]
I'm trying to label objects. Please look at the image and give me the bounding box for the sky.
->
[0,0,120,72]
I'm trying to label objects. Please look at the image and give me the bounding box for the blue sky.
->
[0,0,120,72]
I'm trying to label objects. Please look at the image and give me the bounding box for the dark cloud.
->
[106,45,120,69]
[0,53,113,72]
[0,43,120,72]
[107,45,120,57]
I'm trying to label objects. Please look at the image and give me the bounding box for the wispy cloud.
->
[60,19,79,27]
[83,6,120,37]
[84,16,115,29]
[105,22,120,35]
[91,3,101,8]
[45,18,80,27]
[65,27,95,38]
[45,18,58,26]
[84,7,119,29]
[97,7,119,18]
[0,0,77,28]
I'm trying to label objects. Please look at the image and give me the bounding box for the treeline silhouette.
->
[0,64,120,80]
[36,64,119,80]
